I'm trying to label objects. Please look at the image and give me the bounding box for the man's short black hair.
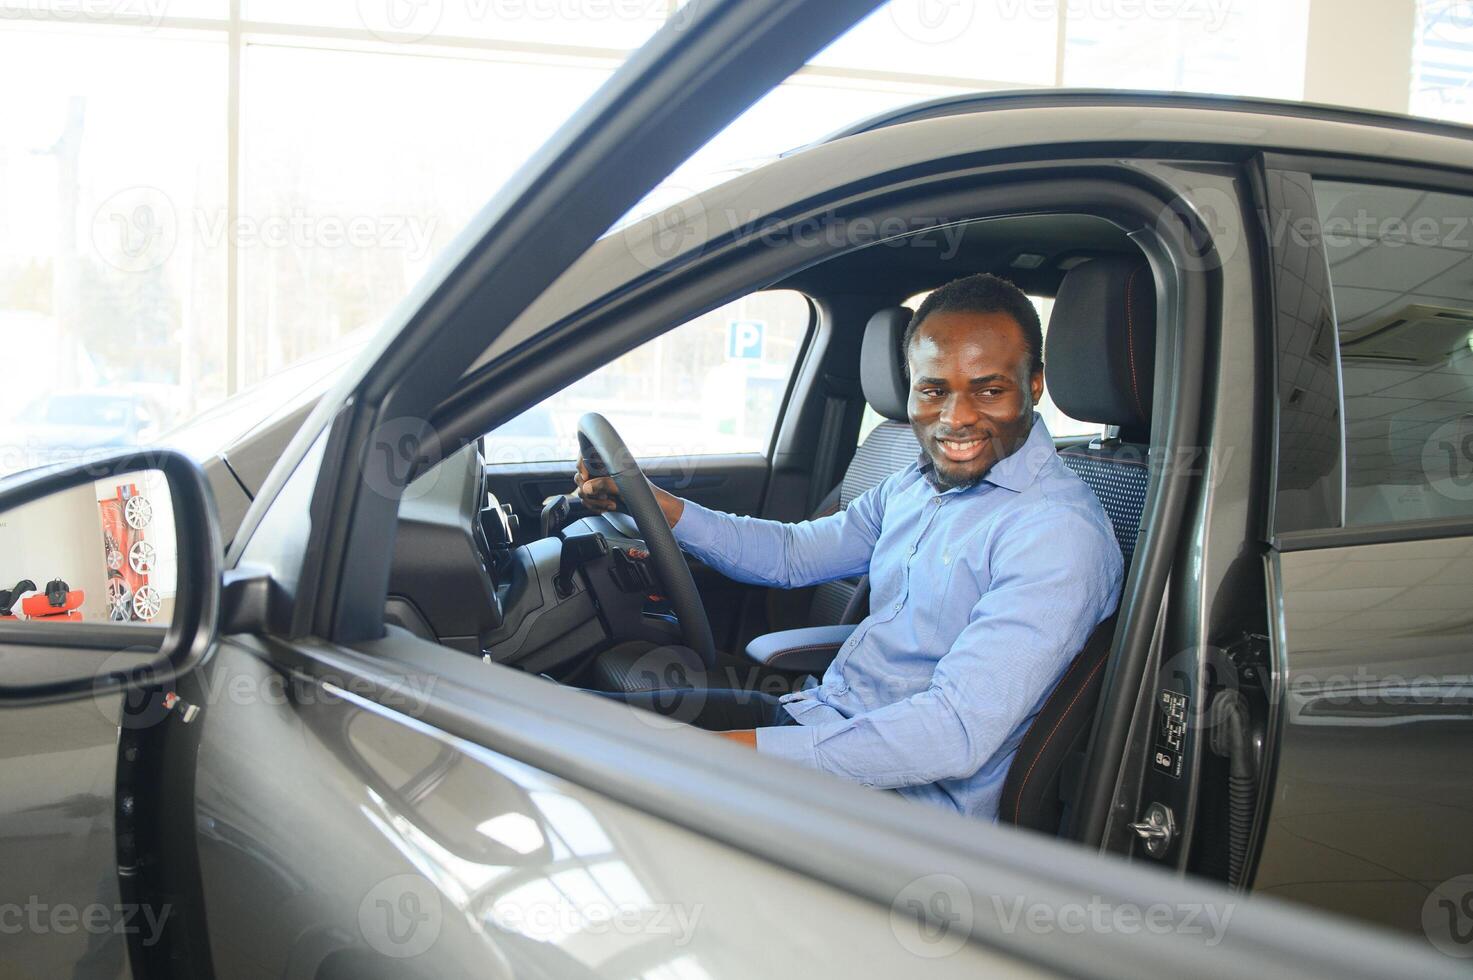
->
[904,273,1044,377]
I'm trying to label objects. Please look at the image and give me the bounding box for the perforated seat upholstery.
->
[1058,447,1148,567]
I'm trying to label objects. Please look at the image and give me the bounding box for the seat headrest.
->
[860,307,911,422]
[1045,256,1156,434]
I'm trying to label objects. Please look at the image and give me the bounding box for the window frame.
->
[1261,152,1473,550]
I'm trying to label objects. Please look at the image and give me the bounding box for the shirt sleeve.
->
[669,473,897,590]
[755,502,1123,788]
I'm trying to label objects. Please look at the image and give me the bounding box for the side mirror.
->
[0,449,221,705]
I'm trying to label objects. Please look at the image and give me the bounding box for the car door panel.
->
[1258,538,1473,933]
[190,637,1044,979]
[0,695,133,979]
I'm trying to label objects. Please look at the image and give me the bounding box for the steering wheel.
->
[577,412,717,669]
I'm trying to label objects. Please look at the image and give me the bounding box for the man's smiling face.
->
[906,309,1044,490]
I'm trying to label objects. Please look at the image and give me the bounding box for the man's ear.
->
[1030,368,1045,404]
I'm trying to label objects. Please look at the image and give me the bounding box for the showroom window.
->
[1314,179,1473,526]
[483,290,812,465]
[1411,0,1473,124]
[0,0,1318,479]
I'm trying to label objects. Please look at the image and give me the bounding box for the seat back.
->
[999,614,1116,831]
[1059,444,1149,568]
[808,307,918,626]
[1000,254,1156,835]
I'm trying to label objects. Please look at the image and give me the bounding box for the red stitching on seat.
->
[765,643,843,667]
[1012,652,1108,827]
[1124,266,1144,424]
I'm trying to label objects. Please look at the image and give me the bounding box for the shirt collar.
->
[915,412,1054,494]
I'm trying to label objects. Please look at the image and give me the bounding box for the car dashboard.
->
[386,444,674,677]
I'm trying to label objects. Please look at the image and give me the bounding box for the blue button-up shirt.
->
[672,414,1123,820]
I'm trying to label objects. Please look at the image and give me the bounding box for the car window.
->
[483,291,811,465]
[1314,180,1473,527]
[857,292,1100,445]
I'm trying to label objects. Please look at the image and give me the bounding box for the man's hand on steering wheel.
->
[575,457,685,528]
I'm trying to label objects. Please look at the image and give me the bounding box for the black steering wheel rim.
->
[576,412,716,668]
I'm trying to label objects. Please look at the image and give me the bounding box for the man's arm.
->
[576,459,894,590]
[753,505,1124,787]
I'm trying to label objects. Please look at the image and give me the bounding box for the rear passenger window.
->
[1314,181,1473,526]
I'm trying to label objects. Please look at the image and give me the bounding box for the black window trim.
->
[1260,151,1473,551]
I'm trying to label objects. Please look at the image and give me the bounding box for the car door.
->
[0,6,1468,978]
[1254,156,1473,940]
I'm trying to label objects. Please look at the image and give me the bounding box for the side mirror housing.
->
[0,449,221,706]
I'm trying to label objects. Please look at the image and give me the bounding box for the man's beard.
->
[927,455,986,492]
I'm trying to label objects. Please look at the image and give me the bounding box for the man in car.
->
[575,273,1123,821]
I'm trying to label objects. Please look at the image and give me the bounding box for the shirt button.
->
[893,602,902,612]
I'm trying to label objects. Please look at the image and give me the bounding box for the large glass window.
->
[0,0,1332,480]
[1315,180,1473,526]
[239,43,612,388]
[0,25,227,476]
[484,290,812,465]
[1062,0,1310,97]
[1411,0,1473,124]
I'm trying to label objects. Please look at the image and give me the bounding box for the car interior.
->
[386,210,1161,842]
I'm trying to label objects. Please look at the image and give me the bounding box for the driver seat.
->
[999,254,1156,835]
[804,305,920,626]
